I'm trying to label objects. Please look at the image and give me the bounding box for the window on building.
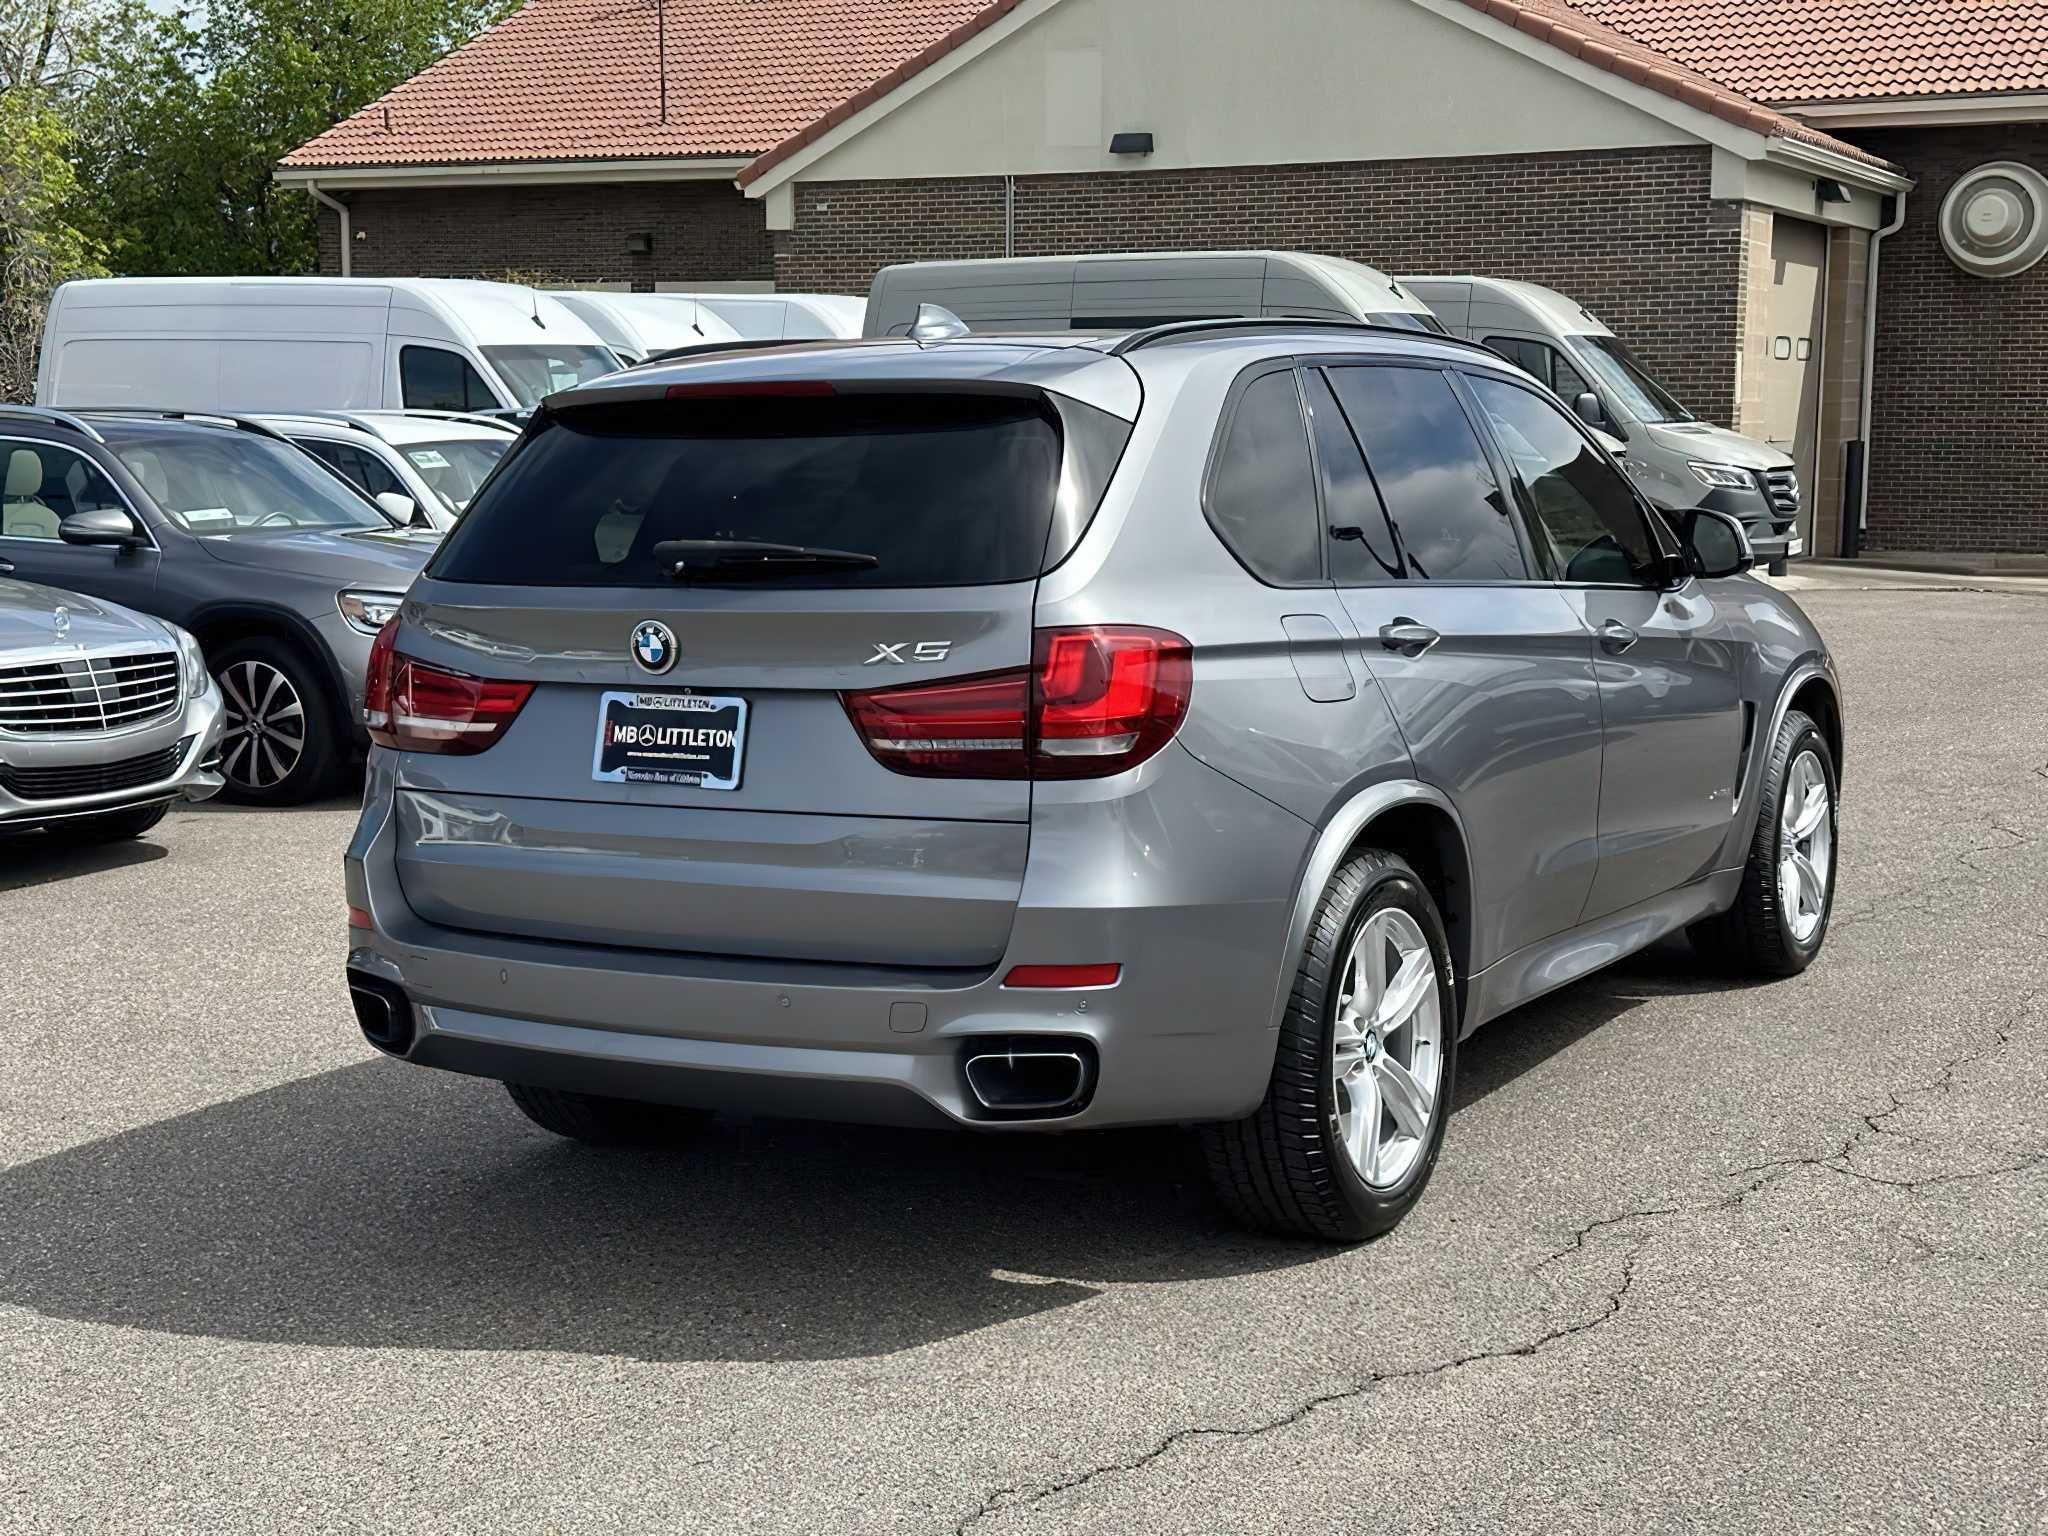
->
[1204,368,1323,585]
[1325,366,1527,582]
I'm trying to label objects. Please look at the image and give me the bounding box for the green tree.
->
[82,0,518,275]
[0,88,107,400]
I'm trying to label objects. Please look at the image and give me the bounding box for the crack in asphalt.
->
[1726,987,2039,1194]
[952,1240,1648,1533]
[947,981,2040,1534]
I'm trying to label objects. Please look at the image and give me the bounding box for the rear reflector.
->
[347,905,373,930]
[363,618,534,756]
[842,625,1190,781]
[1003,964,1122,989]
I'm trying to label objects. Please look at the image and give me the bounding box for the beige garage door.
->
[1763,219,1827,551]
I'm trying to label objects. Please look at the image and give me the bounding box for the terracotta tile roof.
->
[281,0,991,168]
[740,0,1895,187]
[1570,0,2048,104]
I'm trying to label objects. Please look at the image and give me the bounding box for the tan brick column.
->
[1730,204,1775,443]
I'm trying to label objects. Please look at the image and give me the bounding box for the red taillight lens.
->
[842,625,1190,781]
[841,670,1030,778]
[1030,625,1192,779]
[363,620,533,756]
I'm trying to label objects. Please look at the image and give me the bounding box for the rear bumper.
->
[0,680,225,827]
[343,743,1312,1130]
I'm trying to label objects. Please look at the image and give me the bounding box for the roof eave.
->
[1780,91,2048,131]
[275,156,754,190]
[1761,134,1909,192]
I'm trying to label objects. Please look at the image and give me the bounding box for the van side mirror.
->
[1680,507,1754,580]
[58,507,142,547]
[1572,391,1606,430]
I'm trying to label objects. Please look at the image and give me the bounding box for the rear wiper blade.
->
[652,538,880,580]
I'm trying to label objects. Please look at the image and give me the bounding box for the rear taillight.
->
[843,625,1190,781]
[363,618,533,755]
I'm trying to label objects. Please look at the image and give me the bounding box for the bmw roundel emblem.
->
[631,620,677,674]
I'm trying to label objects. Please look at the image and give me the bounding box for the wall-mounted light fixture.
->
[1815,178,1851,205]
[1108,131,1155,156]
[626,232,654,255]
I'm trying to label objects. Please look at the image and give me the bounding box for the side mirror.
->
[1681,507,1754,580]
[374,491,418,526]
[58,507,142,547]
[1572,391,1606,430]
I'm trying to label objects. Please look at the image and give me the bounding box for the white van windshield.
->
[1567,335,1691,424]
[481,345,619,407]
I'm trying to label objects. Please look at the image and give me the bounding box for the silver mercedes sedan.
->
[0,572,225,841]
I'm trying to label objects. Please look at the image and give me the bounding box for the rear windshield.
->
[429,393,1066,588]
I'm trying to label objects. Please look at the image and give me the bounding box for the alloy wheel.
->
[1331,906,1444,1189]
[1778,748,1834,944]
[217,659,308,793]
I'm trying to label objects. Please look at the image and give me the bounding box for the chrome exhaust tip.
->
[963,1044,1093,1115]
[347,970,416,1056]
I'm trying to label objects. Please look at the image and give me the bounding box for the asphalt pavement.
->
[2,580,2043,1533]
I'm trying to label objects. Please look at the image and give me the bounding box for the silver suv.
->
[344,320,1843,1241]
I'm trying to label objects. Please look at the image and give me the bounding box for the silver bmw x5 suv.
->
[345,319,1843,1241]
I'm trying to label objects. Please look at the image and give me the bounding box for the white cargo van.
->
[548,292,745,366]
[662,292,866,340]
[36,278,620,415]
[1402,276,1801,560]
[864,252,1443,337]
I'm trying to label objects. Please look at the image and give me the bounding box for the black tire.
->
[1200,850,1458,1242]
[211,636,343,806]
[46,802,169,844]
[1689,707,1837,978]
[503,1081,711,1147]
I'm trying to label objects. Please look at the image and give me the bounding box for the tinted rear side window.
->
[1326,366,1527,582]
[430,393,1065,588]
[1205,369,1321,585]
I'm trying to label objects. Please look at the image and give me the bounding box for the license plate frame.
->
[590,690,748,791]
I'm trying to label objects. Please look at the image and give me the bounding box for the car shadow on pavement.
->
[1454,935,1749,1112]
[0,939,1748,1364]
[0,1054,1311,1364]
[0,834,167,892]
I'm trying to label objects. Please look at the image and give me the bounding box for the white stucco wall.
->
[778,0,1695,186]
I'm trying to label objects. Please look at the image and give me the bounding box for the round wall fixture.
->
[1939,161,2048,278]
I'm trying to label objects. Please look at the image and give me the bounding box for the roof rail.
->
[0,404,106,442]
[76,408,296,445]
[1106,316,1503,359]
[245,409,518,439]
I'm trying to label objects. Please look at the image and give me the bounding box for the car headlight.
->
[1688,462,1755,491]
[337,590,405,637]
[170,624,210,696]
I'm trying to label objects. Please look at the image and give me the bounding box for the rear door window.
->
[1302,370,1400,581]
[1325,365,1527,582]
[1203,368,1322,585]
[430,393,1068,589]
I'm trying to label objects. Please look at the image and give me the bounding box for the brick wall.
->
[778,146,1750,425]
[314,181,772,288]
[1851,124,2048,554]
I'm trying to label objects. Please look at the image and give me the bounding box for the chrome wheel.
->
[218,659,308,793]
[1778,748,1834,944]
[1331,906,1444,1190]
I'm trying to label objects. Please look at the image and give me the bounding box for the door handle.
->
[1379,618,1440,655]
[0,556,13,575]
[1598,618,1639,654]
